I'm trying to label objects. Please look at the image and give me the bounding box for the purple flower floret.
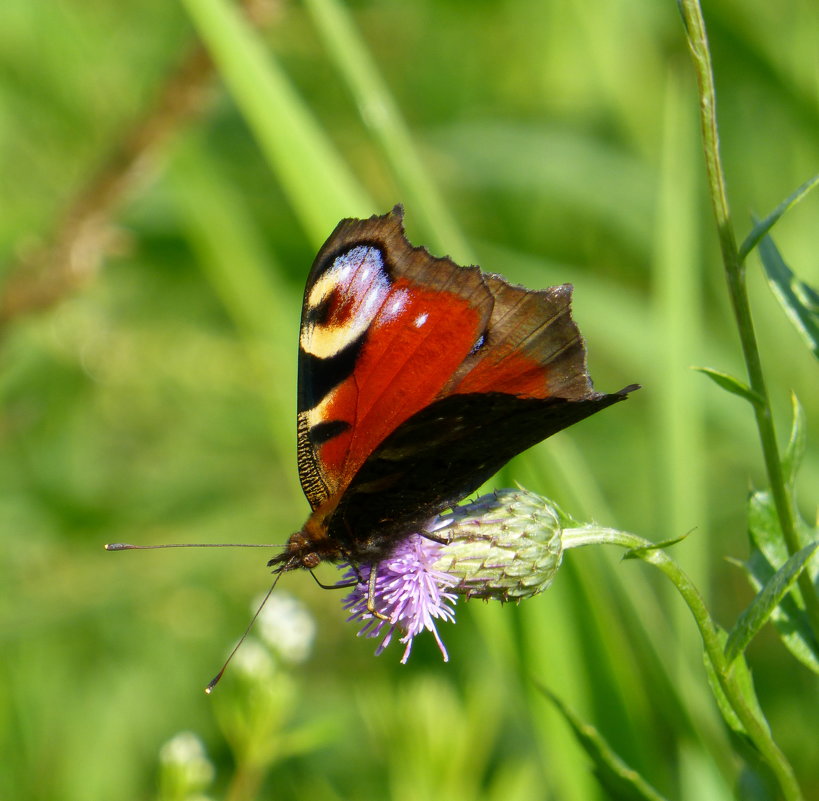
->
[341,529,458,663]
[340,489,565,662]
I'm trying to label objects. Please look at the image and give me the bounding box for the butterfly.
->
[270,206,636,587]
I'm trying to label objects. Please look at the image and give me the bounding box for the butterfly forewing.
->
[296,207,494,511]
[448,278,593,399]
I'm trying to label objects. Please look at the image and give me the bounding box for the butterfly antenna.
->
[204,571,283,695]
[105,542,282,550]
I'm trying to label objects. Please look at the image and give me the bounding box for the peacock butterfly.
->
[270,206,636,584]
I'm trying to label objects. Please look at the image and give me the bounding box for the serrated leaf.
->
[538,687,670,801]
[725,541,819,665]
[737,550,819,675]
[692,367,764,406]
[739,173,819,261]
[782,393,806,489]
[758,234,819,360]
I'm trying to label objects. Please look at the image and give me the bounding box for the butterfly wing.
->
[297,206,494,511]
[448,277,595,400]
[329,387,633,548]
[294,205,637,562]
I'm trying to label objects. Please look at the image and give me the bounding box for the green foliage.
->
[1,0,818,800]
[738,174,819,263]
[783,393,807,490]
[744,491,819,675]
[725,541,819,667]
[540,687,670,801]
[758,235,819,360]
[692,367,764,407]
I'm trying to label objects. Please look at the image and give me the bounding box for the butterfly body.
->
[270,207,636,575]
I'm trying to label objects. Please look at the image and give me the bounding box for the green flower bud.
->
[432,489,563,601]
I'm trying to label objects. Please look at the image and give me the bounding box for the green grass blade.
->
[539,687,671,801]
[304,0,473,263]
[179,0,373,244]
[166,137,301,497]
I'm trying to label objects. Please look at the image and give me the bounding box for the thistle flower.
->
[434,489,564,601]
[341,530,458,663]
[343,489,565,661]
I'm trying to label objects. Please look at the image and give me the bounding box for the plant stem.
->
[564,527,803,800]
[678,0,819,632]
[0,0,277,336]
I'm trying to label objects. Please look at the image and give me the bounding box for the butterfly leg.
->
[309,570,357,590]
[420,530,449,545]
[366,564,390,621]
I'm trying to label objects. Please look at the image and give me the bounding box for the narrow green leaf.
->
[782,393,806,489]
[739,173,819,261]
[758,234,819,359]
[745,491,819,674]
[539,688,670,801]
[738,549,819,675]
[692,367,764,406]
[701,643,746,739]
[725,542,819,665]
[622,531,692,560]
[748,491,789,563]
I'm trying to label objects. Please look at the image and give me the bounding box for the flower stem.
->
[677,0,819,633]
[564,527,803,800]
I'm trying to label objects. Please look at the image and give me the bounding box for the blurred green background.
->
[1,0,817,799]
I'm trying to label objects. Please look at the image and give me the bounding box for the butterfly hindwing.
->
[329,387,634,550]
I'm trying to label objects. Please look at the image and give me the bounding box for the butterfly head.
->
[268,513,344,573]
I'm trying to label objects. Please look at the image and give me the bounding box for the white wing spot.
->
[381,288,409,321]
[414,312,429,328]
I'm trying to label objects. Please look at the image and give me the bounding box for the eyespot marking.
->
[301,245,392,358]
